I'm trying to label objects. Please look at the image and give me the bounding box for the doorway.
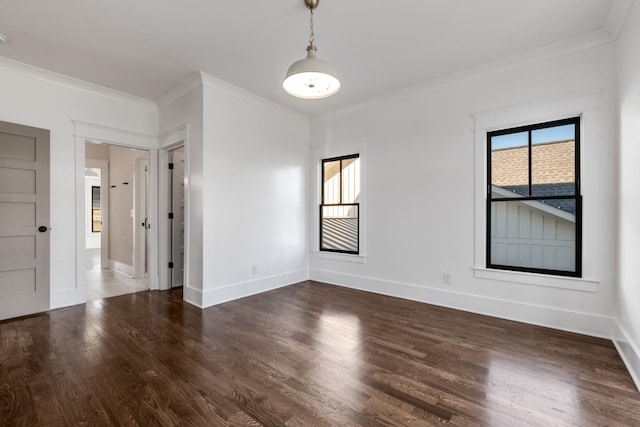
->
[168,146,185,288]
[84,141,149,300]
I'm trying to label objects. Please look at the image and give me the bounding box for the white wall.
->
[310,42,619,338]
[158,73,310,307]
[86,141,110,160]
[200,74,310,306]
[85,143,109,251]
[616,0,640,389]
[158,75,204,305]
[108,145,147,274]
[0,58,158,309]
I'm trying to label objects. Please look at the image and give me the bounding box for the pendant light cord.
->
[308,8,316,51]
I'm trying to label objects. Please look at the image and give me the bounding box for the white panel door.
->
[0,121,49,320]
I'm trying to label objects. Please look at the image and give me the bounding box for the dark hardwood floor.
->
[1,281,639,426]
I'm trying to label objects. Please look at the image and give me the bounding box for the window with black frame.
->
[320,154,360,254]
[487,117,581,277]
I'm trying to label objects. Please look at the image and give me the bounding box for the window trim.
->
[486,116,582,277]
[472,90,599,291]
[312,138,366,263]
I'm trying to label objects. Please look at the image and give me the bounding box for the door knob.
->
[38,226,48,232]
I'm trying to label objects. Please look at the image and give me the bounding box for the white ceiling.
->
[0,0,624,116]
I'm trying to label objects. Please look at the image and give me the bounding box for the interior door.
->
[0,121,50,320]
[170,149,184,288]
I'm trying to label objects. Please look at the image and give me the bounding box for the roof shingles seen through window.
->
[492,139,576,213]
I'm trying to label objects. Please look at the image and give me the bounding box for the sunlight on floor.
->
[85,248,148,301]
[486,355,580,425]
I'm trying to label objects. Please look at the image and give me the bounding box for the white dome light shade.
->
[283,50,340,99]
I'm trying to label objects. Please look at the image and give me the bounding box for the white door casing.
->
[134,155,149,279]
[74,121,159,302]
[0,121,50,320]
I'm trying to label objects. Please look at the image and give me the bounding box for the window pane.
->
[321,205,358,253]
[531,125,575,197]
[321,154,361,254]
[490,199,575,272]
[490,131,529,197]
[323,160,341,204]
[341,157,360,204]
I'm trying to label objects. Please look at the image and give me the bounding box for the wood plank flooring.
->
[1,280,639,426]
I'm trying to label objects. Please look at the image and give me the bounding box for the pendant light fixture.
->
[283,0,340,99]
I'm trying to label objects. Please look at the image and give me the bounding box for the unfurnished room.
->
[0,1,639,425]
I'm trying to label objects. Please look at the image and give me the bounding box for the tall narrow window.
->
[487,117,581,277]
[320,154,360,254]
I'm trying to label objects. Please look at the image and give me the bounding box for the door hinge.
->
[168,212,174,219]
[168,262,174,269]
[168,163,174,170]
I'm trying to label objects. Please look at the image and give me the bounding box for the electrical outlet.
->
[443,272,452,284]
[251,264,258,275]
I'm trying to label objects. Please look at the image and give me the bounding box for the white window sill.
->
[473,267,598,292]
[312,251,366,264]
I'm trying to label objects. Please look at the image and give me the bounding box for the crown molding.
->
[156,72,204,111]
[199,71,309,124]
[317,29,615,122]
[605,0,635,40]
[0,56,157,111]
[156,71,308,124]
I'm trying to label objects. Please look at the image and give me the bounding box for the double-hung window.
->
[320,154,360,254]
[487,117,581,277]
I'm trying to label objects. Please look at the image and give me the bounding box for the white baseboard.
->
[108,260,133,278]
[183,285,203,308]
[202,269,309,308]
[614,320,640,392]
[310,269,614,339]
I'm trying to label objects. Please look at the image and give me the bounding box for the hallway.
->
[85,248,148,300]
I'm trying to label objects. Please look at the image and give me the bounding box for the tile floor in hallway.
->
[85,248,148,301]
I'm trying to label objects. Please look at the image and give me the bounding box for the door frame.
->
[73,121,159,303]
[158,125,189,291]
[133,155,149,279]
